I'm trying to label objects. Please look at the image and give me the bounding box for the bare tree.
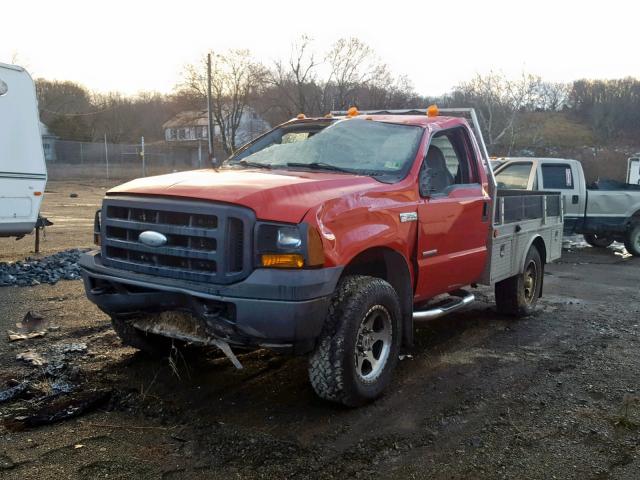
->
[452,72,542,148]
[324,38,389,109]
[180,50,267,154]
[35,79,94,140]
[536,81,570,111]
[270,36,321,116]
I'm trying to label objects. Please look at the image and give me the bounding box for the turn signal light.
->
[306,226,325,267]
[261,254,304,268]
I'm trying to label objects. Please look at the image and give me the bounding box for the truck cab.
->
[494,157,640,255]
[81,108,562,406]
[493,158,587,233]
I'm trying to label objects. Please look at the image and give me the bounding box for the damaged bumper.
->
[80,251,341,354]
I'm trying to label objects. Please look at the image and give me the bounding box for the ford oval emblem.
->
[138,231,167,247]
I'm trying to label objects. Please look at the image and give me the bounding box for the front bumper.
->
[80,251,342,354]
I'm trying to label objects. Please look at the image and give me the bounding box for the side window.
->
[541,164,574,189]
[281,132,310,144]
[419,128,474,196]
[495,163,533,189]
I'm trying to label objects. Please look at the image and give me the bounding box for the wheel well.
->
[342,247,413,347]
[531,236,547,264]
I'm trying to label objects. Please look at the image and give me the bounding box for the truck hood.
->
[107,168,382,223]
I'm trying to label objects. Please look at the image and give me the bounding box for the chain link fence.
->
[46,139,214,181]
[45,139,635,185]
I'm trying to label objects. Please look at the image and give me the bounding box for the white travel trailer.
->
[0,63,47,237]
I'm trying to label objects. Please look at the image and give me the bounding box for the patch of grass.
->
[611,394,640,430]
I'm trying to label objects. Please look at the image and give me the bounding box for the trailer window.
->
[542,164,574,189]
[495,163,532,189]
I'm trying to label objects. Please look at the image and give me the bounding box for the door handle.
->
[572,195,579,204]
[481,201,489,221]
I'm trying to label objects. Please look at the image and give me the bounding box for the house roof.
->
[162,111,209,129]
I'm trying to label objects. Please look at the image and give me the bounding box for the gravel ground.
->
[0,249,88,286]
[0,182,639,479]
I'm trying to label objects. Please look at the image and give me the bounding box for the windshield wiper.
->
[236,159,272,169]
[238,160,272,169]
[286,162,354,173]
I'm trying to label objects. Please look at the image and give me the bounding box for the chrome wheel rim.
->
[354,305,392,383]
[523,260,537,303]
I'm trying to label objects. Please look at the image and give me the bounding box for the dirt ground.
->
[1,182,639,479]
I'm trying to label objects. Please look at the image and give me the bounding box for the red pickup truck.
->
[81,107,562,406]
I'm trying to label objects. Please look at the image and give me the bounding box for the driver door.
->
[415,127,490,302]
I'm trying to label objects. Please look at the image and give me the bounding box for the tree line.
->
[36,36,640,156]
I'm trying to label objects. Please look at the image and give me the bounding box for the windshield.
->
[229,119,424,183]
[230,122,331,162]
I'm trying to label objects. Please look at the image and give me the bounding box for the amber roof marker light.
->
[346,106,359,117]
[427,104,439,117]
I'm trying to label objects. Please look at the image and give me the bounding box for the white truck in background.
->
[494,157,640,256]
[0,63,48,238]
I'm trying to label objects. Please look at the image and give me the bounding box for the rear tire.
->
[583,233,614,248]
[495,246,543,317]
[624,225,640,256]
[308,275,401,407]
[111,316,177,357]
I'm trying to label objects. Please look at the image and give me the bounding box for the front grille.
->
[101,196,254,284]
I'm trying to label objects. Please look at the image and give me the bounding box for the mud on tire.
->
[308,275,401,407]
[495,246,543,317]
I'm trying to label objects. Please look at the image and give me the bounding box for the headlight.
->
[255,222,324,268]
[277,227,302,249]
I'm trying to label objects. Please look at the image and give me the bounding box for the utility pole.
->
[104,133,109,180]
[141,136,146,176]
[206,52,216,167]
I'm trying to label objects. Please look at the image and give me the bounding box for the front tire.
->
[624,224,640,256]
[583,233,614,248]
[308,275,401,407]
[495,246,543,317]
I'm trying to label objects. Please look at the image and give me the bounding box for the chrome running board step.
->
[412,291,475,321]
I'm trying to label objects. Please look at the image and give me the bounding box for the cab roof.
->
[285,114,469,130]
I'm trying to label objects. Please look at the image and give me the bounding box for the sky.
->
[1,0,639,97]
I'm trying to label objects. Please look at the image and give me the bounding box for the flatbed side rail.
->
[495,190,562,225]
